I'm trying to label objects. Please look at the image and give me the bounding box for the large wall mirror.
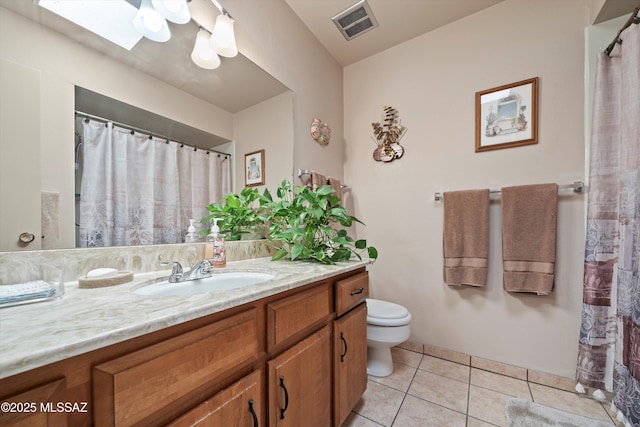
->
[0,0,293,252]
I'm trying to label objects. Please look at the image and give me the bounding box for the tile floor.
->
[343,346,621,427]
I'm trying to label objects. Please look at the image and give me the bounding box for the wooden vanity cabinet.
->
[0,378,68,427]
[333,272,369,427]
[93,308,260,426]
[0,267,369,427]
[268,326,332,427]
[167,370,263,427]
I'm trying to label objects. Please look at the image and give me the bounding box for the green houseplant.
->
[260,180,377,264]
[202,180,377,264]
[202,187,265,241]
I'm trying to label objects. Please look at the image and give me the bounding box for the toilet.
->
[366,298,412,377]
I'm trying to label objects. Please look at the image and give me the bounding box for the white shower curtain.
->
[576,20,640,426]
[78,120,231,247]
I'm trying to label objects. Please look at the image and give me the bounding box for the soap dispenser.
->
[185,219,198,243]
[205,218,226,267]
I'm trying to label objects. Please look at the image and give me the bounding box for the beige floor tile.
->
[369,362,417,393]
[468,385,522,427]
[470,368,532,399]
[353,381,406,427]
[467,416,500,427]
[392,347,423,368]
[342,412,385,427]
[392,395,466,427]
[471,357,527,380]
[407,370,469,413]
[398,341,424,354]
[418,355,470,383]
[424,345,470,365]
[527,369,578,392]
[529,383,613,423]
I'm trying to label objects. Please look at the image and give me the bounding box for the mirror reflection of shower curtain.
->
[78,119,230,247]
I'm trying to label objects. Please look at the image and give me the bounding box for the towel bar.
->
[433,181,584,201]
[297,169,348,189]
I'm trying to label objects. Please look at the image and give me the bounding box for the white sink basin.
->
[134,272,275,297]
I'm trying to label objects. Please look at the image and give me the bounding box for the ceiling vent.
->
[332,0,379,41]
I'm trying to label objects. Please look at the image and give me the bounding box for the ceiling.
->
[283,0,506,66]
[283,0,639,67]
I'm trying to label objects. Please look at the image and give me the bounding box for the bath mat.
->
[505,398,611,427]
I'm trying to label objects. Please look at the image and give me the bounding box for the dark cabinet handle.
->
[340,332,348,362]
[248,399,258,427]
[279,376,289,420]
[350,287,364,295]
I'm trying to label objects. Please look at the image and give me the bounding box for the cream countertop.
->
[0,257,369,379]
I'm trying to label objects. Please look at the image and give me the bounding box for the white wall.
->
[344,0,590,377]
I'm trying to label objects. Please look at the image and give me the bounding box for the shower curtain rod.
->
[74,111,232,158]
[605,6,640,56]
[433,181,584,201]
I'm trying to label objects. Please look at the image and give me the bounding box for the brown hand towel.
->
[443,189,490,287]
[327,176,343,201]
[502,184,558,294]
[311,171,327,191]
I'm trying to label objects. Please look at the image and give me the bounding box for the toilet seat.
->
[366,298,412,327]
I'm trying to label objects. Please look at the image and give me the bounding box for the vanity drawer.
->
[335,271,369,317]
[93,308,259,426]
[267,283,332,351]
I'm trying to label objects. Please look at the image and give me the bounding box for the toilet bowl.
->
[366,298,412,377]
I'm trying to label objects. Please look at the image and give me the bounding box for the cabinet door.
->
[0,378,67,427]
[94,309,259,426]
[333,303,368,427]
[268,326,331,427]
[168,370,262,427]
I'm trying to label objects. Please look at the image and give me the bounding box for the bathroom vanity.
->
[0,257,369,426]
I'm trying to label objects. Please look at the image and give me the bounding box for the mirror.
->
[0,0,293,252]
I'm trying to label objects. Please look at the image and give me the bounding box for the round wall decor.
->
[310,118,331,145]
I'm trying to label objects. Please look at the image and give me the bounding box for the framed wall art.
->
[244,149,265,187]
[475,77,538,152]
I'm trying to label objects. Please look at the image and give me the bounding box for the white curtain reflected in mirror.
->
[76,119,231,247]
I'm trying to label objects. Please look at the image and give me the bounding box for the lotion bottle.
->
[206,218,226,267]
[184,219,197,243]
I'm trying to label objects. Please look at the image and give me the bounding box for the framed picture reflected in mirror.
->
[245,149,265,187]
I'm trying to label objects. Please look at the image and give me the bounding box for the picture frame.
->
[475,77,538,152]
[244,149,265,187]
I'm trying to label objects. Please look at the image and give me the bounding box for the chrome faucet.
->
[160,259,213,283]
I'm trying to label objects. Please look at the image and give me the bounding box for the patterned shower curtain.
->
[78,119,231,247]
[576,22,640,426]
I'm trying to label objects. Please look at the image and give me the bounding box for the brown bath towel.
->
[443,189,490,287]
[502,184,558,294]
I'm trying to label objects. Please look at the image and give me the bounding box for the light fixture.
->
[210,12,238,57]
[133,0,171,42]
[191,28,221,69]
[151,0,191,24]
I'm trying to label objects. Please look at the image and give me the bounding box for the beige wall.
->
[233,91,294,191]
[227,0,345,182]
[344,0,590,377]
